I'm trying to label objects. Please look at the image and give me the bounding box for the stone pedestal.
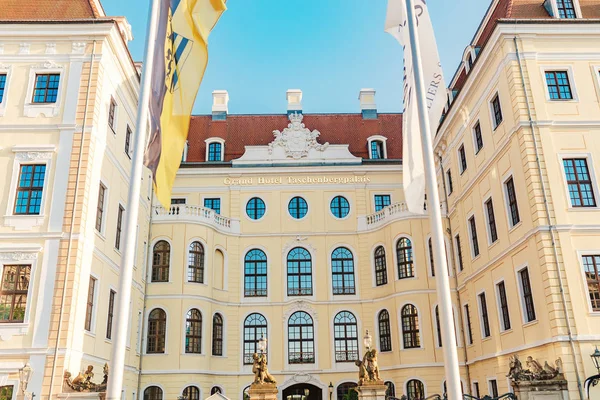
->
[356,382,387,400]
[248,383,278,400]
[511,379,569,400]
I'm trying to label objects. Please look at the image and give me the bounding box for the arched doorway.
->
[283,383,323,400]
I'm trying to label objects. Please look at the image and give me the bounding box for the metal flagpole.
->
[106,0,161,398]
[405,0,463,399]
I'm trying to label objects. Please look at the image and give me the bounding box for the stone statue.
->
[507,354,564,382]
[64,363,109,393]
[356,348,383,385]
[252,353,277,385]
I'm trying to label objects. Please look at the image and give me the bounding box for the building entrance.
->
[282,383,323,400]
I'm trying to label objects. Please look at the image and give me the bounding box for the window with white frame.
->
[84,276,97,331]
[555,0,578,18]
[562,158,597,208]
[490,93,503,129]
[518,267,537,322]
[458,144,467,174]
[504,176,521,227]
[0,73,6,104]
[478,292,491,338]
[488,379,498,398]
[205,138,225,162]
[545,71,573,100]
[32,73,60,103]
[125,125,132,158]
[367,135,388,160]
[182,141,189,162]
[455,234,464,272]
[582,255,600,312]
[473,121,484,154]
[24,63,64,117]
[468,216,480,258]
[0,264,31,323]
[108,97,117,132]
[95,182,106,232]
[496,281,511,331]
[463,303,473,345]
[484,198,498,244]
[446,169,454,195]
[14,164,46,215]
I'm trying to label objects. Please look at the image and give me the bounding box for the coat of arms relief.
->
[269,113,329,159]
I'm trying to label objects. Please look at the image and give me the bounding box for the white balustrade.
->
[153,205,240,234]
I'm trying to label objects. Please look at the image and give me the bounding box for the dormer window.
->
[545,0,581,18]
[205,138,225,162]
[182,141,189,163]
[367,135,388,160]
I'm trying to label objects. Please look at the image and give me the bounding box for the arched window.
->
[183,386,200,400]
[332,247,356,295]
[406,379,425,400]
[211,387,222,395]
[374,246,387,286]
[334,311,359,362]
[288,311,315,364]
[385,382,396,400]
[208,142,222,161]
[337,382,358,400]
[212,313,224,356]
[244,249,267,297]
[435,306,442,347]
[147,308,166,353]
[378,310,392,352]
[152,241,170,282]
[185,309,202,353]
[188,241,205,283]
[287,247,313,296]
[428,238,435,277]
[144,386,163,400]
[401,304,420,349]
[330,196,350,218]
[243,313,267,364]
[396,238,414,279]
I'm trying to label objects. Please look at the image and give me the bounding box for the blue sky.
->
[101,0,491,115]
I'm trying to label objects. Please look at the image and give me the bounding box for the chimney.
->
[212,90,229,121]
[359,88,377,119]
[286,89,302,115]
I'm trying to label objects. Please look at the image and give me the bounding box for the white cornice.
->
[177,164,402,176]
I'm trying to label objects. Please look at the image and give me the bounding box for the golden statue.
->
[252,353,277,385]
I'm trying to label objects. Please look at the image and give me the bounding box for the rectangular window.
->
[479,292,491,338]
[505,177,521,226]
[545,71,573,100]
[563,158,596,207]
[371,140,385,159]
[459,144,467,174]
[519,267,537,322]
[496,281,511,331]
[108,97,117,131]
[0,74,6,103]
[0,264,31,322]
[489,380,498,398]
[171,198,186,205]
[491,94,503,128]
[95,183,106,232]
[473,382,480,398]
[106,289,116,339]
[14,164,46,215]
[204,198,221,214]
[115,205,124,250]
[208,142,222,161]
[485,198,498,243]
[374,195,391,212]
[464,303,473,345]
[583,255,600,311]
[474,121,484,153]
[469,216,480,258]
[85,277,96,331]
[455,234,464,271]
[446,170,453,195]
[125,125,132,157]
[32,73,60,103]
[557,0,576,18]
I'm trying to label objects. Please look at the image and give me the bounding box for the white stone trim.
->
[4,145,55,230]
[0,63,13,117]
[539,64,579,102]
[23,61,65,117]
[557,152,600,210]
[205,137,225,162]
[367,135,388,160]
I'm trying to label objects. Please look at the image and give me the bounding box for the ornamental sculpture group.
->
[63,363,109,393]
[356,349,383,386]
[507,354,564,382]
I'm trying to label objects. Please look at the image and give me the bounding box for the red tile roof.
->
[186,114,403,163]
[0,0,101,21]
[448,0,600,96]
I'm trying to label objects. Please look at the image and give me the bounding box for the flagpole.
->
[106,0,160,399]
[405,1,463,399]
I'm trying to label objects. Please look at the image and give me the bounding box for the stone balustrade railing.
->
[358,201,447,232]
[152,205,241,234]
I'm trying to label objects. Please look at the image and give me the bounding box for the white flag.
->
[385,0,446,214]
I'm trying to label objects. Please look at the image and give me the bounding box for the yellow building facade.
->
[2,1,600,400]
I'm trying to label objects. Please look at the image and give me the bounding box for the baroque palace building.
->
[1,1,600,400]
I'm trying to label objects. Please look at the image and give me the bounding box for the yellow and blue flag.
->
[144,0,226,208]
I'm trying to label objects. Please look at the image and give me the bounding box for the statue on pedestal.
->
[507,354,564,382]
[64,363,109,393]
[356,331,384,386]
[252,353,277,385]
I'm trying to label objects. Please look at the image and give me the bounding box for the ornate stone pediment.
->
[269,113,329,160]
